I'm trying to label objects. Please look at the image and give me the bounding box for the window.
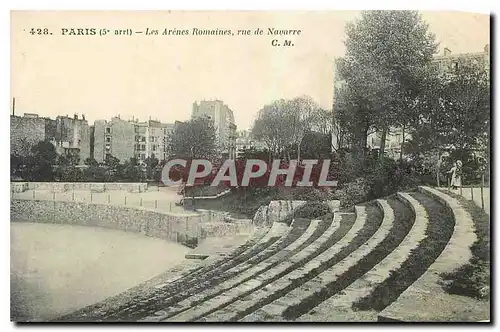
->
[106,127,111,134]
[106,137,111,143]
[152,145,156,151]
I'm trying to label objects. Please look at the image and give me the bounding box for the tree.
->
[168,116,218,160]
[84,157,99,168]
[144,154,160,180]
[299,131,331,160]
[11,154,23,178]
[252,102,290,160]
[22,140,57,181]
[104,154,120,170]
[121,157,143,182]
[406,58,490,184]
[438,58,490,152]
[338,10,438,157]
[252,96,321,161]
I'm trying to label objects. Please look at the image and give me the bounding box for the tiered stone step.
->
[377,186,481,322]
[239,199,400,322]
[164,205,372,322]
[139,218,321,321]
[297,192,428,322]
[56,222,278,322]
[102,221,293,321]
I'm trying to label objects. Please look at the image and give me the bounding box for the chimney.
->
[444,47,452,56]
[82,114,86,121]
[74,113,78,120]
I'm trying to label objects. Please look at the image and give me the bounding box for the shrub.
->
[276,187,332,202]
[293,201,330,219]
[333,177,371,208]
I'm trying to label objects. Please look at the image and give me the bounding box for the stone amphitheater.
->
[45,185,489,322]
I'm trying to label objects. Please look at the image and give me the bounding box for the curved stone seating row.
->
[165,207,367,322]
[239,199,395,322]
[59,187,483,322]
[378,186,478,322]
[97,222,289,321]
[122,220,309,321]
[297,192,429,321]
[55,222,274,322]
[140,219,322,321]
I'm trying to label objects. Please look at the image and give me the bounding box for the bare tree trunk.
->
[399,125,405,161]
[380,128,388,159]
[354,122,369,160]
[436,151,441,187]
[297,137,302,162]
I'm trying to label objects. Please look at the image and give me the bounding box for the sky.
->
[11,11,490,130]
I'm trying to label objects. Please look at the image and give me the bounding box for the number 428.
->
[30,28,50,35]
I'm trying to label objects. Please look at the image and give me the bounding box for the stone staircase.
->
[55,186,488,322]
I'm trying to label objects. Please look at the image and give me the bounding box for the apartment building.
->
[93,116,174,163]
[11,113,90,164]
[93,116,135,163]
[192,100,237,158]
[133,119,174,162]
[50,114,91,164]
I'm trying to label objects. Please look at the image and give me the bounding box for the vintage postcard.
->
[10,10,490,323]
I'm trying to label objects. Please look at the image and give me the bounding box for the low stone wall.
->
[11,199,201,247]
[199,220,254,239]
[11,182,28,193]
[11,182,148,193]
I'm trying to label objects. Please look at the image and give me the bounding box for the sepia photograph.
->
[9,9,491,323]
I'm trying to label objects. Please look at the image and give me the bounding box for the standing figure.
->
[448,160,462,190]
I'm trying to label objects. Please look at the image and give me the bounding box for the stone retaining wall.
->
[11,199,201,247]
[199,220,254,238]
[11,182,148,193]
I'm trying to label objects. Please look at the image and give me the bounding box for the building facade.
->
[235,130,267,157]
[133,119,174,162]
[432,44,490,74]
[93,116,136,163]
[192,100,237,158]
[11,113,90,165]
[93,116,174,164]
[50,114,91,164]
